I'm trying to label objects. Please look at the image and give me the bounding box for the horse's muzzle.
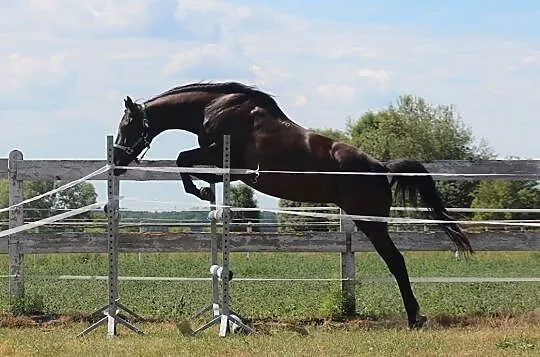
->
[113,168,127,176]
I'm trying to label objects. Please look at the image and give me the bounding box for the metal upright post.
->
[78,136,143,337]
[210,183,219,316]
[190,135,254,336]
[218,135,232,336]
[107,144,119,336]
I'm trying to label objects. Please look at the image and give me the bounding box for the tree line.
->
[0,180,97,231]
[0,181,272,232]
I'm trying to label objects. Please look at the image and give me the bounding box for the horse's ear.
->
[124,96,135,111]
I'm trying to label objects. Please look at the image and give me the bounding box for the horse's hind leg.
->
[357,221,426,328]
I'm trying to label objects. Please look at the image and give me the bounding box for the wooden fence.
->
[1,154,539,305]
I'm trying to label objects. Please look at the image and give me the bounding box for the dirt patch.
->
[250,310,540,334]
[1,309,538,332]
[0,312,72,328]
[427,309,540,329]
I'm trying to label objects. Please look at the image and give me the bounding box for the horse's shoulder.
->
[204,93,248,119]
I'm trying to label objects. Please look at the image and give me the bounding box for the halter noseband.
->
[113,103,152,160]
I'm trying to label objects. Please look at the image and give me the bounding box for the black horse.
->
[113,82,472,328]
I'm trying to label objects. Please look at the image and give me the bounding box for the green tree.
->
[471,181,540,221]
[53,182,98,214]
[23,180,58,220]
[0,180,7,207]
[277,199,339,232]
[346,95,492,210]
[0,180,8,229]
[312,127,351,144]
[230,183,259,232]
[0,179,98,223]
[347,96,490,161]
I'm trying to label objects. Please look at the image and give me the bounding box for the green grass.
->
[0,252,539,321]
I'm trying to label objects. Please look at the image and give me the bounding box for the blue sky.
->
[1,0,539,210]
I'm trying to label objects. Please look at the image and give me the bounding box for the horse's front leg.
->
[176,145,223,201]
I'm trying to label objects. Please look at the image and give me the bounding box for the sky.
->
[0,0,539,211]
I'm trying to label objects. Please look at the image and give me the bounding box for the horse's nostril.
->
[113,168,127,176]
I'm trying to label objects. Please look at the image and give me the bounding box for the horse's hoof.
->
[408,314,427,329]
[200,187,215,201]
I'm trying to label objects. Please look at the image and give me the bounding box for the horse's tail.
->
[384,160,473,253]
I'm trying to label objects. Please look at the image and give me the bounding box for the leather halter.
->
[113,103,151,161]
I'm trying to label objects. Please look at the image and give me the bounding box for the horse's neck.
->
[147,94,209,135]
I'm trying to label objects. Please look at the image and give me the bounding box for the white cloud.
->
[0,52,73,93]
[521,51,540,66]
[176,0,251,20]
[7,53,43,77]
[357,68,392,91]
[174,0,253,38]
[164,43,227,75]
[163,40,252,78]
[294,94,308,107]
[107,89,121,103]
[175,0,228,17]
[316,84,355,103]
[328,46,377,60]
[249,64,290,87]
[85,0,150,28]
[28,0,61,11]
[0,0,179,39]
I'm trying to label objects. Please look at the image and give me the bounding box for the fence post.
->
[246,221,252,259]
[138,222,144,264]
[8,150,24,299]
[340,215,356,316]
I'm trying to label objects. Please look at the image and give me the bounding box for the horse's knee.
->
[176,152,189,167]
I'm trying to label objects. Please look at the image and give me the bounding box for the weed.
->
[321,288,348,320]
[10,293,46,316]
[497,338,536,350]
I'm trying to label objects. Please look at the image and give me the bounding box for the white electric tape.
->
[0,201,106,238]
[0,165,110,214]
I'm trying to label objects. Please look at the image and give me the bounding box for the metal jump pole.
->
[78,136,143,337]
[189,135,254,336]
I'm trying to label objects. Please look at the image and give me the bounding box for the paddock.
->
[0,141,539,337]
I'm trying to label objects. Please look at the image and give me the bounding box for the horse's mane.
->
[148,81,288,119]
[149,82,268,101]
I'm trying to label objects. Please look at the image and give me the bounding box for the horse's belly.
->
[242,174,336,204]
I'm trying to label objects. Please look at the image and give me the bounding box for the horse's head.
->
[113,96,151,175]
